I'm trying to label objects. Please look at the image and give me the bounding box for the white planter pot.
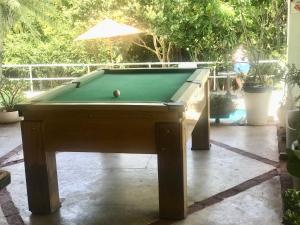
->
[0,111,20,124]
[244,88,271,125]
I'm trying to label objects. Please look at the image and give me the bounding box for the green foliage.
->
[124,0,239,61]
[0,0,52,39]
[1,0,287,65]
[283,209,300,225]
[2,1,110,64]
[285,65,300,89]
[0,0,56,77]
[283,189,300,225]
[245,61,285,87]
[210,94,235,118]
[235,0,287,86]
[0,76,26,112]
[283,64,300,107]
[237,0,286,58]
[287,147,300,178]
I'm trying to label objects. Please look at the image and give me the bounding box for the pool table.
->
[18,68,210,220]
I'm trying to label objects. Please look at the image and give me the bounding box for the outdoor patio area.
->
[0,121,283,225]
[2,0,300,224]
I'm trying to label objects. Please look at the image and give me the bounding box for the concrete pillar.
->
[286,1,300,148]
[287,0,300,108]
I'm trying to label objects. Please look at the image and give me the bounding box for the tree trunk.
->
[132,34,172,64]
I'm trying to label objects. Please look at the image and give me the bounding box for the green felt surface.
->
[50,71,192,102]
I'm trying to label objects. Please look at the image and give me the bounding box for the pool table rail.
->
[30,70,104,103]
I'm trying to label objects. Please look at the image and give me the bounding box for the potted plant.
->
[284,64,300,148]
[287,140,300,190]
[236,0,285,125]
[0,76,25,123]
[242,60,283,125]
[282,189,300,224]
[286,105,300,190]
[210,94,235,123]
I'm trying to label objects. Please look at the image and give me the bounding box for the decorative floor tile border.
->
[149,129,287,224]
[0,145,23,168]
[187,169,278,214]
[149,169,278,225]
[1,160,24,168]
[0,189,24,225]
[210,139,279,167]
[0,139,282,225]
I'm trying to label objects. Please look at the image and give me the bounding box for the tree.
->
[67,0,176,63]
[236,0,287,61]
[0,0,54,76]
[1,0,287,65]
[123,0,241,62]
[124,0,174,62]
[128,0,286,62]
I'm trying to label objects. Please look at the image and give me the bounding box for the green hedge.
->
[283,189,300,225]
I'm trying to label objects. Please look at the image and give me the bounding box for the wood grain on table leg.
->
[21,121,60,214]
[156,122,187,219]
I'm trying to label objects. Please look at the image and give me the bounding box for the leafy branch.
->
[0,77,25,112]
[236,0,285,86]
[132,33,172,63]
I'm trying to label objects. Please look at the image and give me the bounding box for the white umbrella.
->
[75,19,143,41]
[75,19,143,63]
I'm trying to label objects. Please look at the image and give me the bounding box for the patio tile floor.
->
[0,122,282,225]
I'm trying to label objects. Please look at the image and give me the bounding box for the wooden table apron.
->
[19,79,210,220]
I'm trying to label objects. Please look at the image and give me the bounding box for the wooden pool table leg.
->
[191,80,210,150]
[156,122,187,219]
[21,121,60,214]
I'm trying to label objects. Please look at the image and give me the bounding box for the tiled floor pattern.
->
[0,124,282,225]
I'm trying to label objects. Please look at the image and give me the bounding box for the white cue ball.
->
[113,89,121,97]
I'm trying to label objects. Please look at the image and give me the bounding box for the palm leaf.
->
[0,0,58,76]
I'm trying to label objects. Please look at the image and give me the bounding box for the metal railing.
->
[2,60,280,93]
